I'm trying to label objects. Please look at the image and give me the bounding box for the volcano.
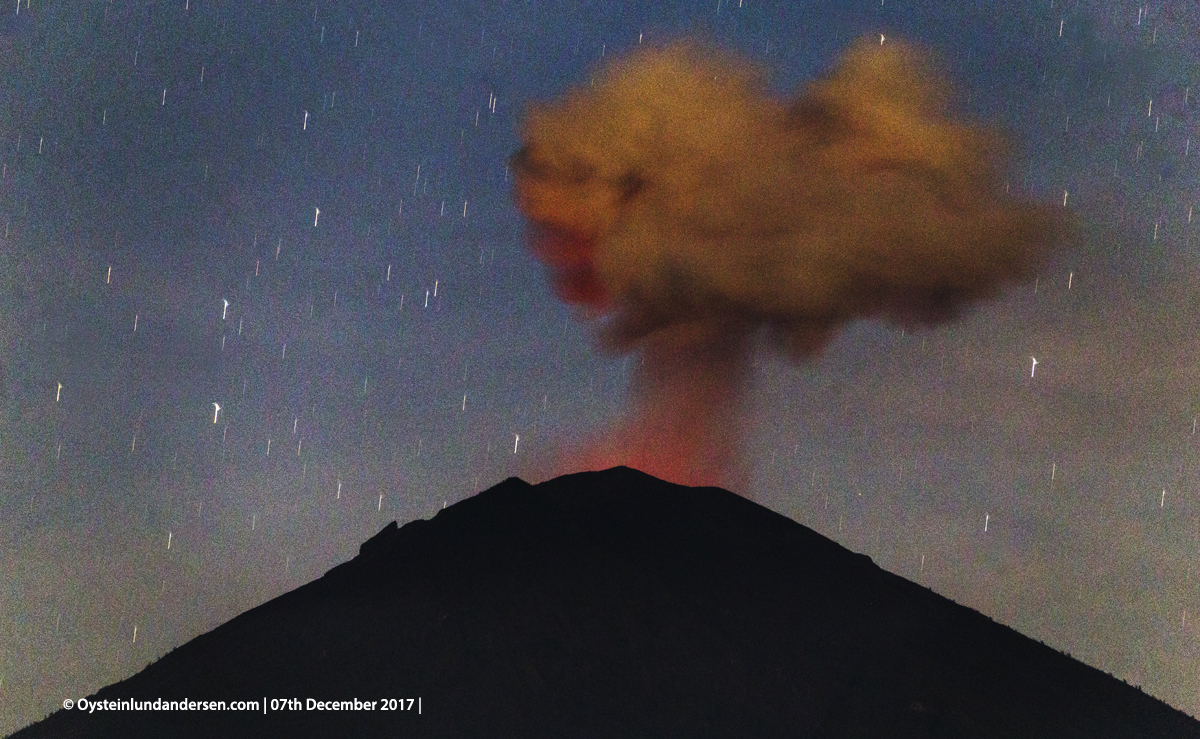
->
[12,467,1199,738]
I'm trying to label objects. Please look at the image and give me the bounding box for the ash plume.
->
[511,36,1071,490]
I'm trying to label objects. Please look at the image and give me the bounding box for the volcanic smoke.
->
[511,36,1072,491]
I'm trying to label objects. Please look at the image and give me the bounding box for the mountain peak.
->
[14,467,1199,738]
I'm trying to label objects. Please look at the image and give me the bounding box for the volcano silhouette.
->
[12,467,1199,738]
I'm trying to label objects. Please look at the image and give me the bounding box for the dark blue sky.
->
[2,0,1199,732]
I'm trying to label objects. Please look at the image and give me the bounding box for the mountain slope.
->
[13,467,1199,738]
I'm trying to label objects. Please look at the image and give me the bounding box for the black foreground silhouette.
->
[13,467,1199,738]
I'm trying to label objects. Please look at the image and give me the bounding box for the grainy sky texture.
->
[1,0,1198,732]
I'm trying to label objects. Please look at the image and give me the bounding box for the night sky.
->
[2,0,1198,732]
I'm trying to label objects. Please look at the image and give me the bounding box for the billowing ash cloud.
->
[511,37,1072,490]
